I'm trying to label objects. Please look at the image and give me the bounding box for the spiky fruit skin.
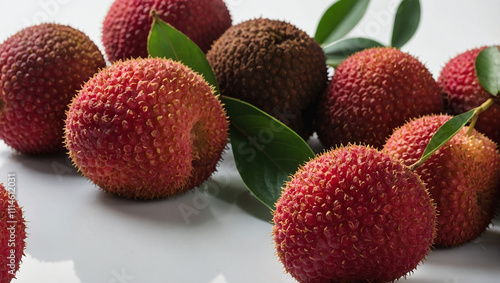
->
[438,46,500,145]
[316,47,443,149]
[0,23,106,154]
[273,145,436,283]
[206,18,328,140]
[102,0,232,62]
[383,115,500,247]
[0,183,27,283]
[65,58,228,200]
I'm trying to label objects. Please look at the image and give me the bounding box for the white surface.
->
[1,0,500,282]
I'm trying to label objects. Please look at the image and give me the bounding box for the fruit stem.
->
[408,158,424,172]
[466,97,494,135]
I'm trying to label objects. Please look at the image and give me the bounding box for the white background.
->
[1,0,500,282]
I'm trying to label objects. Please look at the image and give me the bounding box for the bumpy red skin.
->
[438,46,500,145]
[273,145,436,283]
[0,184,27,283]
[65,58,228,200]
[383,115,500,247]
[0,23,106,154]
[102,0,232,62]
[317,47,443,149]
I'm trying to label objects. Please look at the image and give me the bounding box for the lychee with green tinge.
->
[273,145,437,283]
[65,57,229,200]
[383,114,500,247]
[0,23,106,154]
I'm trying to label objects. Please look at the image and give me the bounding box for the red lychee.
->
[273,145,437,283]
[65,58,228,200]
[0,183,27,283]
[316,47,443,149]
[383,114,500,247]
[102,0,232,62]
[438,46,500,145]
[0,23,106,154]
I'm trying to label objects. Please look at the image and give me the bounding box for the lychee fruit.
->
[65,57,228,200]
[206,18,328,140]
[438,46,500,145]
[102,0,232,62]
[0,23,106,154]
[383,114,500,247]
[273,145,437,283]
[0,182,27,283]
[316,47,443,149]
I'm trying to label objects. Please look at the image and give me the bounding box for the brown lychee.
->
[206,18,328,140]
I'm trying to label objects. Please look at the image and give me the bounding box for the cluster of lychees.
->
[273,46,500,282]
[0,0,498,282]
[0,0,233,280]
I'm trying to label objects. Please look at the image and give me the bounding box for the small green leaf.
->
[323,37,385,67]
[410,110,475,170]
[315,0,370,46]
[147,11,220,93]
[223,96,315,210]
[391,0,420,48]
[475,46,500,96]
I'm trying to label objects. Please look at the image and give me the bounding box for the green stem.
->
[408,158,424,172]
[466,98,494,135]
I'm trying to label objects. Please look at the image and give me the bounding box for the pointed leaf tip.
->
[410,110,475,171]
[391,0,421,48]
[147,13,220,94]
[315,0,370,45]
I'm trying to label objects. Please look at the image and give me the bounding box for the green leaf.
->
[147,10,220,94]
[475,46,500,96]
[391,0,420,48]
[223,96,315,210]
[323,37,385,67]
[315,0,370,46]
[409,109,475,171]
